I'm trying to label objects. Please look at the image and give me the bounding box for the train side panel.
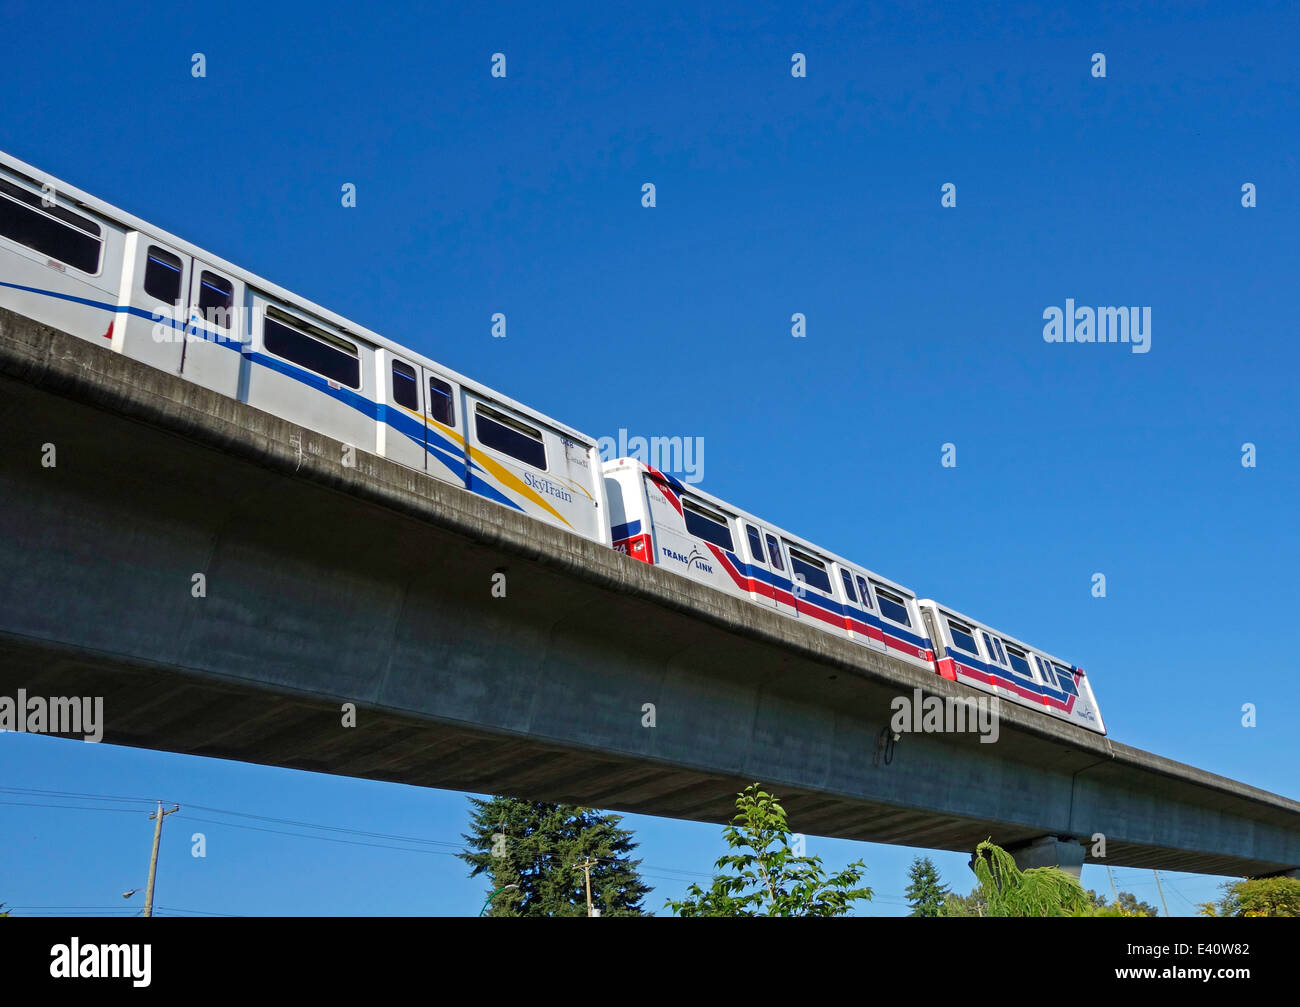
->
[464,391,607,543]
[0,166,125,346]
[919,599,1106,735]
[601,458,935,671]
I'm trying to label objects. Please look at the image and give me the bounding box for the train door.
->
[843,567,887,653]
[760,530,798,617]
[788,544,846,634]
[757,528,798,617]
[116,234,191,373]
[422,370,467,487]
[181,263,243,395]
[377,352,429,474]
[741,522,777,608]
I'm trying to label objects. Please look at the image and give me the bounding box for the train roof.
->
[0,149,598,447]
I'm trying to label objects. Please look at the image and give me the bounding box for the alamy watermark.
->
[598,428,705,484]
[890,687,1000,743]
[1043,300,1151,354]
[0,690,103,742]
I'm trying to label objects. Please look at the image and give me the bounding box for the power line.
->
[0,800,147,814]
[0,786,157,805]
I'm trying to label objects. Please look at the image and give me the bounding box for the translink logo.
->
[661,546,713,574]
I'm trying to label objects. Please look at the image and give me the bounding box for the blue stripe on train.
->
[2,281,521,508]
[723,548,932,650]
[948,647,1071,700]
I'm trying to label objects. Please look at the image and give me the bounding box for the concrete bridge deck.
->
[2,307,1298,877]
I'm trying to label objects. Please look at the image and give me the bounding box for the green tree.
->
[1083,890,1157,916]
[966,839,1093,917]
[667,784,873,917]
[459,797,650,916]
[1199,877,1300,917]
[942,885,989,917]
[905,856,950,916]
[1116,891,1159,917]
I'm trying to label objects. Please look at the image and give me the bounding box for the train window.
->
[947,618,978,655]
[392,361,419,410]
[788,548,832,593]
[144,247,183,304]
[1035,656,1055,684]
[263,307,360,388]
[982,632,1005,665]
[840,569,858,603]
[0,177,102,274]
[475,404,546,469]
[872,584,913,627]
[198,272,234,329]
[1054,664,1079,696]
[765,534,785,572]
[428,376,455,426]
[855,575,872,609]
[1004,644,1033,677]
[683,500,735,550]
[746,525,765,563]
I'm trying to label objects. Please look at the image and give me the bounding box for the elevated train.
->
[0,149,1105,735]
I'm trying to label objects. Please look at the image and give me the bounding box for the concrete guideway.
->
[1,307,1298,878]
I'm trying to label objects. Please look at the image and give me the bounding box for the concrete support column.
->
[1006,836,1087,879]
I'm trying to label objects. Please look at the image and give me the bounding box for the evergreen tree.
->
[459,796,650,917]
[904,856,950,916]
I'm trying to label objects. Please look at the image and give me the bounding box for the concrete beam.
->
[1006,836,1087,879]
[3,307,1300,877]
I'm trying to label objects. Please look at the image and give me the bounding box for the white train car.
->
[0,150,607,543]
[917,600,1106,734]
[603,458,936,671]
[604,458,1108,734]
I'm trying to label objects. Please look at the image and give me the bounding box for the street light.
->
[478,884,520,916]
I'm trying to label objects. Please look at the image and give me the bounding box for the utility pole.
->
[1106,865,1119,904]
[1152,870,1170,918]
[143,802,180,918]
[573,858,599,917]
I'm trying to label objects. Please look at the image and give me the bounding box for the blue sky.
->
[1,0,1296,916]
